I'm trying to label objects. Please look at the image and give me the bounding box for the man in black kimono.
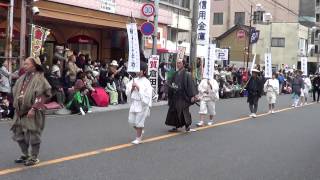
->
[245,69,263,118]
[165,59,198,132]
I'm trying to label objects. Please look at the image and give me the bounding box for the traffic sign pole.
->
[152,0,159,55]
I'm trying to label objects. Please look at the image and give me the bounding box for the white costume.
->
[302,77,312,97]
[126,77,153,128]
[198,79,219,115]
[264,78,279,104]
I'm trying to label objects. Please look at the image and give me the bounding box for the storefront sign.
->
[126,23,140,72]
[215,48,229,61]
[197,0,211,45]
[141,22,154,36]
[264,53,272,78]
[141,3,155,17]
[301,57,308,76]
[177,46,186,61]
[237,30,246,39]
[48,0,116,13]
[203,44,215,80]
[30,25,50,58]
[148,55,159,95]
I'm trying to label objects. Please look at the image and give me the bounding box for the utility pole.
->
[190,0,199,72]
[246,5,253,68]
[152,0,159,55]
[5,0,14,72]
[20,0,27,67]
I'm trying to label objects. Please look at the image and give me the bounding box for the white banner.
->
[301,57,308,76]
[197,0,211,45]
[264,53,272,78]
[250,54,257,74]
[127,23,140,72]
[148,55,159,94]
[215,48,229,61]
[203,44,216,79]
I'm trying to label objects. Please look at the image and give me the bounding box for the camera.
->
[32,6,40,15]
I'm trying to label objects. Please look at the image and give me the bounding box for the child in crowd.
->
[197,78,219,127]
[126,62,153,145]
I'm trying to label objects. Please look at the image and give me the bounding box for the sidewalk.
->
[48,101,168,115]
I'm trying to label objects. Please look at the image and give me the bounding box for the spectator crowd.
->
[1,46,320,120]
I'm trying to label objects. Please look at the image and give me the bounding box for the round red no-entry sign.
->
[141,3,155,17]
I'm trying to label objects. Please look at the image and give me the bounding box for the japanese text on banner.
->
[264,53,272,78]
[203,44,216,80]
[300,57,308,76]
[126,23,140,72]
[197,0,211,45]
[148,55,159,94]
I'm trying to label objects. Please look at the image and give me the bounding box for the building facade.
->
[210,0,316,70]
[0,0,194,66]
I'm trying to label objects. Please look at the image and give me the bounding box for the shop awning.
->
[157,48,177,54]
[36,1,144,29]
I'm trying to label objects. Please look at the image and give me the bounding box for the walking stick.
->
[240,76,252,94]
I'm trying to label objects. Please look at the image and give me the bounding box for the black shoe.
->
[24,158,40,166]
[185,126,197,132]
[14,155,29,164]
[168,128,179,132]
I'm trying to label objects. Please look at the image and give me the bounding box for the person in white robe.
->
[197,78,219,127]
[264,73,280,114]
[300,75,312,105]
[126,62,152,145]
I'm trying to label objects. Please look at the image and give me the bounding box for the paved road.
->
[0,95,320,180]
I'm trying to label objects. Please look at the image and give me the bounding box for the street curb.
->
[46,101,168,116]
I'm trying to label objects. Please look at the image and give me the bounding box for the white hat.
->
[110,60,119,67]
[52,65,60,72]
[251,69,260,73]
[92,70,99,77]
[55,46,64,50]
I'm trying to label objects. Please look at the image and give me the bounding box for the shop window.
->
[271,38,285,47]
[213,13,223,25]
[234,12,245,25]
[67,35,98,61]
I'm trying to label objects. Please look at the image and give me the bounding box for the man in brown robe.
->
[11,57,51,166]
[165,59,198,132]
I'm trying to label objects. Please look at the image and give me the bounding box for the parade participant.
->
[197,77,219,127]
[126,62,153,145]
[264,73,279,114]
[245,69,263,118]
[312,73,320,102]
[301,75,312,105]
[11,57,51,166]
[291,70,304,107]
[165,59,198,132]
